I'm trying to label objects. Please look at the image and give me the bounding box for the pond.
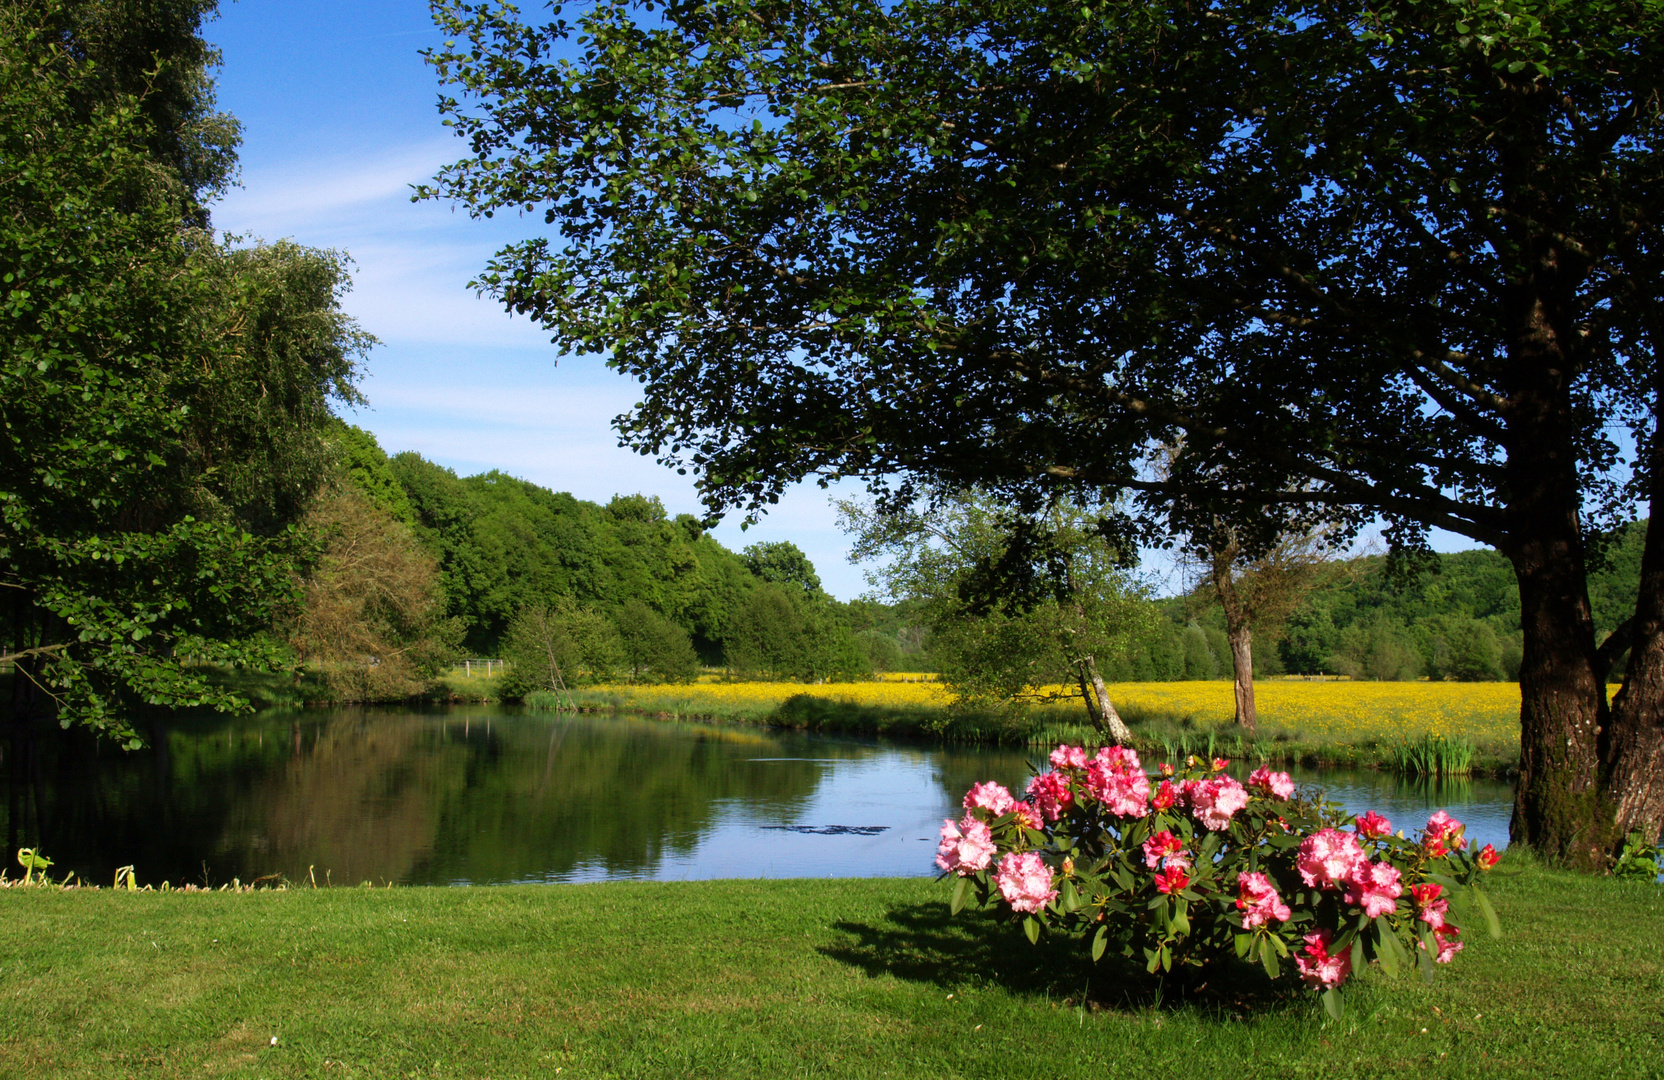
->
[2,706,1515,887]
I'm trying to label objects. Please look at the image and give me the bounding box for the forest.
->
[305,425,1646,697]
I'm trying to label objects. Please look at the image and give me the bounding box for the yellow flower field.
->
[589,678,1524,745]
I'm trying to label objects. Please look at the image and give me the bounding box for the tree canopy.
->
[426,0,1664,860]
[1,1,368,742]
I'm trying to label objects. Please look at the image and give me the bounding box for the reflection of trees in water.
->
[931,746,1038,816]
[2,712,310,885]
[223,711,469,884]
[408,713,830,883]
[2,709,836,886]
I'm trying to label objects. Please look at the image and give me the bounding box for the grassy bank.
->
[547,680,1524,776]
[2,857,1658,1078]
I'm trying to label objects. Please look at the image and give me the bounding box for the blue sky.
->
[203,1,880,598]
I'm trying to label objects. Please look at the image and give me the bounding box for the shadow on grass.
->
[820,899,1301,1017]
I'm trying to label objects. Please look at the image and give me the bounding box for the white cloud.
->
[212,140,457,235]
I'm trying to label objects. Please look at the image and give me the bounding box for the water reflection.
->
[2,708,1510,886]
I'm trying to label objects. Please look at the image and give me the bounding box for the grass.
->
[1,855,1659,1078]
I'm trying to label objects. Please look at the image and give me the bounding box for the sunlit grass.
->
[0,856,1657,1078]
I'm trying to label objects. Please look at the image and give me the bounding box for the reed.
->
[1388,732,1476,777]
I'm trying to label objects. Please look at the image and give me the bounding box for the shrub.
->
[940,746,1501,1015]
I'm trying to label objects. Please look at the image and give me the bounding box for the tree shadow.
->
[819,900,1301,1017]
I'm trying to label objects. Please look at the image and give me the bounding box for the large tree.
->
[425,0,1664,863]
[2,1,367,744]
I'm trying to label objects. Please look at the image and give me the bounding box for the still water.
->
[4,706,1514,887]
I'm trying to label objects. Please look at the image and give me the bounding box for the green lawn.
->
[2,857,1659,1078]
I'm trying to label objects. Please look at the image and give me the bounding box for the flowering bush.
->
[940,747,1502,1015]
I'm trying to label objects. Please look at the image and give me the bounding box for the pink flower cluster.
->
[1355,810,1392,837]
[1297,828,1403,915]
[1409,883,1462,960]
[935,814,996,876]
[1248,766,1295,800]
[1142,830,1188,870]
[1295,929,1352,988]
[1025,771,1073,821]
[1296,828,1367,888]
[1345,860,1404,917]
[1182,775,1249,830]
[1424,810,1468,856]
[1236,871,1291,929]
[963,781,1016,816]
[995,851,1057,913]
[1083,746,1151,818]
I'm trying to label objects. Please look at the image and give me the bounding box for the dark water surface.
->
[3,706,1514,887]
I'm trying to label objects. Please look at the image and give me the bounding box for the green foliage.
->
[331,421,416,526]
[0,1,368,741]
[842,491,1154,714]
[742,541,823,597]
[1611,832,1663,883]
[423,0,1664,850]
[615,598,700,684]
[378,442,875,682]
[497,601,623,698]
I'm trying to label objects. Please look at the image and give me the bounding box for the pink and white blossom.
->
[1431,923,1463,963]
[935,815,996,876]
[1236,871,1292,929]
[1295,929,1352,989]
[1343,860,1403,918]
[1184,776,1249,831]
[963,781,1016,816]
[1049,744,1089,770]
[1084,755,1150,818]
[1296,828,1367,889]
[1424,810,1467,852]
[995,851,1057,914]
[1093,745,1143,773]
[1011,801,1043,830]
[1248,766,1296,800]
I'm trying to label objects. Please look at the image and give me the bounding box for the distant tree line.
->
[293,425,923,697]
[1111,528,1644,684]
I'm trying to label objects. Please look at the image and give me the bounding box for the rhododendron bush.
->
[940,747,1502,1015]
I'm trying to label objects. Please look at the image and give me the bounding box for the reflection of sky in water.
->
[526,739,1515,884]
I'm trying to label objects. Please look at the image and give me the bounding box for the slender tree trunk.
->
[1083,655,1132,743]
[1211,545,1257,732]
[1076,667,1104,729]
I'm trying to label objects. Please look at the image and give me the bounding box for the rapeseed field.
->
[584,678,1522,746]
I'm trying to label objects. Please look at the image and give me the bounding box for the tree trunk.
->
[1227,624,1257,733]
[1211,545,1257,732]
[1083,655,1132,743]
[1605,478,1664,845]
[1505,472,1614,866]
